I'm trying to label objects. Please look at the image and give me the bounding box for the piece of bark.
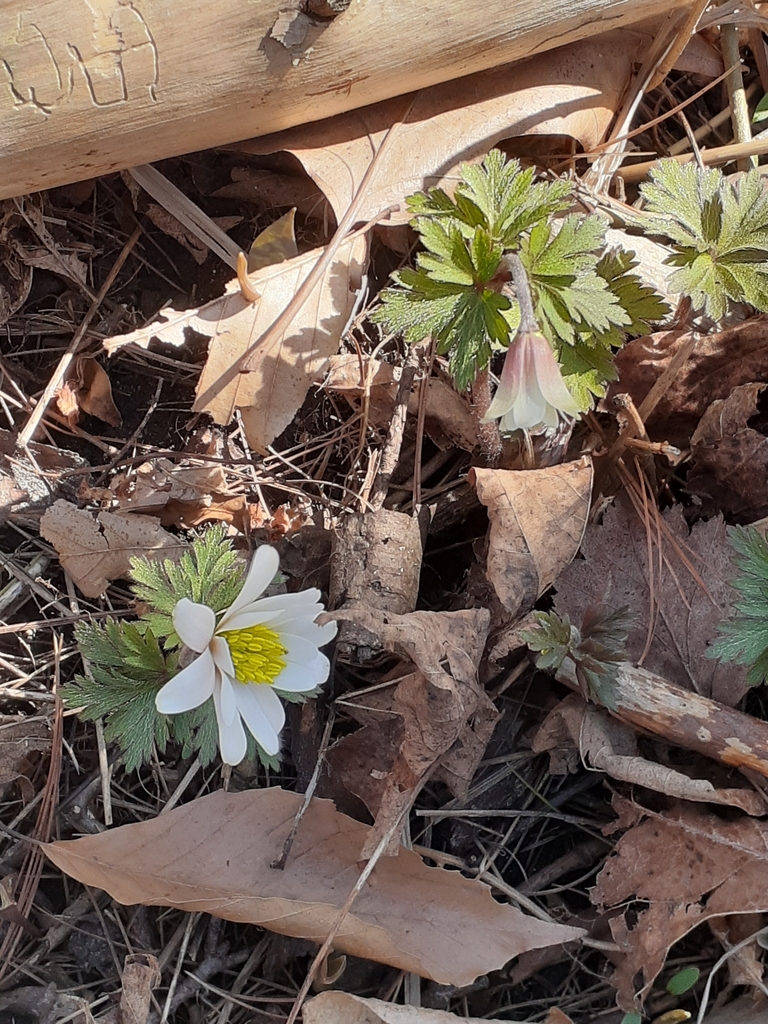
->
[557,658,768,779]
[329,508,426,659]
[0,0,695,201]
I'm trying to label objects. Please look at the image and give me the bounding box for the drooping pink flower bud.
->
[481,330,580,432]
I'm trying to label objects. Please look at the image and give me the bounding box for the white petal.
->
[213,685,248,765]
[530,335,580,416]
[271,615,337,646]
[221,592,325,633]
[210,634,235,677]
[283,632,324,664]
[218,672,238,727]
[221,609,285,633]
[241,589,322,613]
[234,684,283,755]
[511,385,547,430]
[221,546,280,625]
[275,652,330,691]
[155,649,216,714]
[173,599,216,653]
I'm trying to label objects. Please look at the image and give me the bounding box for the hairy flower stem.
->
[507,252,540,334]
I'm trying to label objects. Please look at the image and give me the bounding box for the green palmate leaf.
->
[558,339,617,407]
[558,249,670,403]
[131,524,245,647]
[373,220,510,389]
[640,160,768,320]
[520,610,575,671]
[520,215,630,348]
[708,526,768,685]
[522,605,632,709]
[375,149,667,399]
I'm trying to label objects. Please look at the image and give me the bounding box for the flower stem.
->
[508,253,540,334]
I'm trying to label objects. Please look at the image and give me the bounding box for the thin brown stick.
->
[285,777,430,1024]
[270,708,336,870]
[18,225,142,448]
[369,343,424,511]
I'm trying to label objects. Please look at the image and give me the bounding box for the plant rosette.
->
[66,527,336,771]
[156,545,336,764]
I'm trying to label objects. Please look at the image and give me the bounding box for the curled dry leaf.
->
[305,992,512,1024]
[470,458,593,620]
[103,237,367,451]
[687,382,768,522]
[235,29,658,224]
[533,693,765,815]
[327,607,498,856]
[40,499,184,598]
[592,798,768,1007]
[109,458,252,530]
[55,356,121,428]
[554,493,748,706]
[45,788,583,985]
[610,316,768,447]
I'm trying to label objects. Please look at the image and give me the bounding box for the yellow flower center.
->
[224,625,287,685]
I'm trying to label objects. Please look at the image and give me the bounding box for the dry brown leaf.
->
[0,714,50,793]
[305,992,514,1024]
[611,317,768,448]
[687,383,768,522]
[470,458,593,619]
[554,493,748,706]
[213,167,331,222]
[45,787,583,985]
[533,694,765,815]
[592,799,768,1006]
[234,28,656,224]
[17,201,89,288]
[56,356,121,428]
[0,429,88,523]
[145,203,209,264]
[40,499,185,598]
[111,458,229,513]
[103,237,366,451]
[328,607,498,856]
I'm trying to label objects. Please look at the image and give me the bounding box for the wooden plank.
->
[0,0,693,200]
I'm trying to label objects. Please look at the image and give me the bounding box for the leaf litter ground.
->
[3,27,768,1024]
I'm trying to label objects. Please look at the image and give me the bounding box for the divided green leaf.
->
[708,526,768,685]
[641,160,768,320]
[374,149,668,403]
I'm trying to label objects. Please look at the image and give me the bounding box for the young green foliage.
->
[708,526,768,685]
[521,604,632,709]
[640,160,768,320]
[373,149,667,402]
[64,527,284,773]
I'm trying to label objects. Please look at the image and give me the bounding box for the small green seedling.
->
[665,966,700,996]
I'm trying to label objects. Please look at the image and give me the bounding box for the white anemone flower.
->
[481,330,580,433]
[155,545,336,765]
